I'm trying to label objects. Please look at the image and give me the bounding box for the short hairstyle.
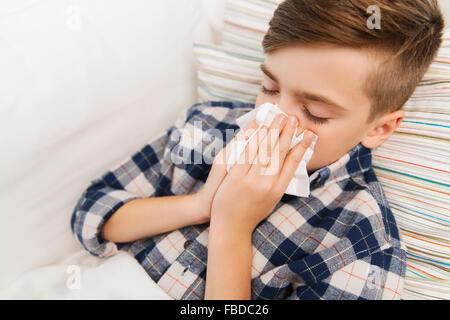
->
[262,0,445,122]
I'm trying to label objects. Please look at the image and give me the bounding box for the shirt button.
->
[184,240,192,249]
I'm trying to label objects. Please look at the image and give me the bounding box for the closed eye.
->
[261,85,279,96]
[301,105,328,125]
[261,85,329,125]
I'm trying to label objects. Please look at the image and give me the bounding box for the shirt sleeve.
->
[70,104,193,258]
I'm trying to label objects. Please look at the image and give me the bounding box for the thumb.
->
[278,130,317,189]
[204,147,228,193]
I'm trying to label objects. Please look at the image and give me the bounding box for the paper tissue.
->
[226,102,318,197]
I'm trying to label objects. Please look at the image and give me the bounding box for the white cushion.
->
[0,0,222,289]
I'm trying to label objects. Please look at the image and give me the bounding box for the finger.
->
[231,119,261,168]
[230,126,268,177]
[277,130,318,188]
[259,113,288,167]
[248,125,270,169]
[206,153,228,190]
[227,116,267,174]
[275,115,299,169]
[215,119,259,168]
[206,123,263,198]
[236,119,259,141]
[248,113,287,178]
[255,114,296,177]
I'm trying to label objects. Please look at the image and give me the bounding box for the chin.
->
[307,156,333,174]
[306,163,321,175]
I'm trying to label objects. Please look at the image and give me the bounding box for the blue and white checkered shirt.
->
[71,100,406,300]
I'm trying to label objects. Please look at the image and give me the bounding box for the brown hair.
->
[262,0,445,122]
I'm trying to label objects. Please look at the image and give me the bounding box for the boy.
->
[71,0,444,299]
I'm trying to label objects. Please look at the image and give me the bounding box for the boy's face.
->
[255,44,404,173]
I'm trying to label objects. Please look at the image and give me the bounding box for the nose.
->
[276,97,315,134]
[277,97,301,123]
[277,95,298,113]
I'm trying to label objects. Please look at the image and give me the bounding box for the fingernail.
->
[288,116,297,127]
[304,130,318,144]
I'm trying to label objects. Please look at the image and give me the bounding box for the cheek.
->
[255,94,265,107]
[305,121,344,151]
[312,120,355,147]
[311,121,364,160]
[255,91,280,108]
[306,126,346,170]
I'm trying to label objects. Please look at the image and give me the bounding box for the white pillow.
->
[193,0,450,300]
[0,0,222,289]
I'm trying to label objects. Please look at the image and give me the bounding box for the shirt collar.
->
[308,143,373,189]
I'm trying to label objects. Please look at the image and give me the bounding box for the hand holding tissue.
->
[226,102,318,197]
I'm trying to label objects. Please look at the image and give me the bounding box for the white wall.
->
[440,0,450,26]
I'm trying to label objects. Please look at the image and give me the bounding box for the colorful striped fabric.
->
[194,42,264,103]
[193,0,450,300]
[222,0,281,56]
[372,34,450,300]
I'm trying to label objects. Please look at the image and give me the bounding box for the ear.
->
[360,110,404,149]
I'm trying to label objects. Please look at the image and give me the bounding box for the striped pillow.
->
[222,0,281,56]
[194,43,263,103]
[193,0,450,300]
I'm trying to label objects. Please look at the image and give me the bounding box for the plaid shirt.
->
[71,100,406,300]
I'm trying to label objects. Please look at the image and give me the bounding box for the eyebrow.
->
[260,63,279,83]
[259,63,348,112]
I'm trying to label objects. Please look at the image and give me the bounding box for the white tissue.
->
[226,102,318,197]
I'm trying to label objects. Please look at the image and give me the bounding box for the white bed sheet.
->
[0,249,173,300]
